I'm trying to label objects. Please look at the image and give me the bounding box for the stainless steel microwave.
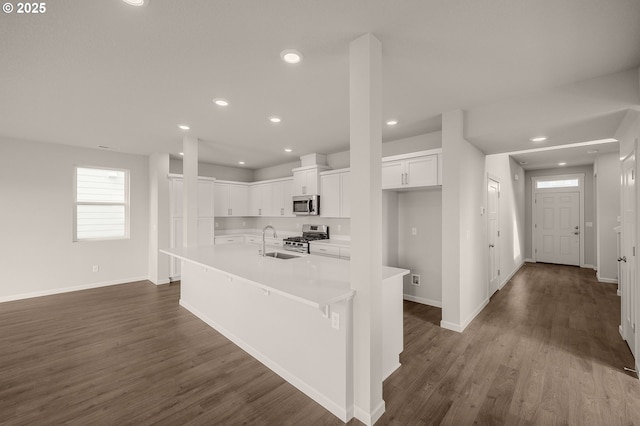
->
[293,195,319,216]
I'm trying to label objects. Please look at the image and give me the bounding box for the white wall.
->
[485,154,526,288]
[0,138,150,301]
[397,189,442,306]
[524,165,595,266]
[595,152,621,282]
[253,160,299,181]
[441,110,489,332]
[252,131,443,180]
[170,158,254,182]
[459,141,490,325]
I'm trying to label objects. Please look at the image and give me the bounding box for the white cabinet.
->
[214,235,244,245]
[310,244,340,258]
[381,150,441,190]
[249,183,274,216]
[248,178,294,217]
[272,179,294,217]
[320,169,350,218]
[198,218,215,246]
[197,181,215,217]
[171,179,183,218]
[169,175,218,279]
[310,242,351,260]
[246,235,283,249]
[293,166,329,195]
[215,182,249,217]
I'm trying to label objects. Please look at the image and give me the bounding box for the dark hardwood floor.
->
[1,263,639,425]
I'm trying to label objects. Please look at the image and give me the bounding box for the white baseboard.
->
[596,274,618,284]
[440,320,463,333]
[150,278,171,286]
[618,289,621,296]
[499,260,525,290]
[461,297,490,331]
[525,258,535,263]
[440,297,490,334]
[403,294,442,308]
[355,400,386,426]
[179,299,350,423]
[620,324,624,338]
[582,264,595,270]
[0,276,150,304]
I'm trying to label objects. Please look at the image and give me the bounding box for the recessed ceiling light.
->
[587,149,598,154]
[386,120,398,126]
[558,162,567,166]
[179,152,184,156]
[530,136,547,142]
[213,98,229,107]
[280,49,303,64]
[269,116,282,123]
[178,124,190,130]
[284,148,292,153]
[122,0,146,6]
[519,161,528,165]
[238,161,245,165]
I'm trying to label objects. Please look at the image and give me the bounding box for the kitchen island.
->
[160,243,408,422]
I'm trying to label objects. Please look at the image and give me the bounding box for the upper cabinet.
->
[320,169,350,218]
[381,149,442,190]
[214,181,249,217]
[292,166,330,195]
[249,178,295,217]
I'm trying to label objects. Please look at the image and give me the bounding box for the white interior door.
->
[621,152,636,358]
[488,178,500,296]
[535,192,580,266]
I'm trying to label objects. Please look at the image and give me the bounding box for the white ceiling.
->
[0,0,639,170]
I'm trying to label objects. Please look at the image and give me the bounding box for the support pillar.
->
[182,136,198,247]
[349,32,384,425]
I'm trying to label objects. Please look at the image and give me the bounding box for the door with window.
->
[532,175,583,267]
[535,192,580,265]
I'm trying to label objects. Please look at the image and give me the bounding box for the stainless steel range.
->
[283,224,329,253]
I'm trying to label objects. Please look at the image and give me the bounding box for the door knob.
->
[489,244,495,248]
[618,256,627,262]
[573,232,580,235]
[574,226,579,230]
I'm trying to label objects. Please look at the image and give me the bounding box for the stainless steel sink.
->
[264,252,300,260]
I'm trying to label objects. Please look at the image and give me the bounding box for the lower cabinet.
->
[310,243,350,260]
[214,235,244,245]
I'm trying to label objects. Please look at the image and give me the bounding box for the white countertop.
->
[161,244,407,308]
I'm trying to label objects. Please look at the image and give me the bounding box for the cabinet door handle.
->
[281,208,284,216]
[405,173,409,185]
[258,208,262,216]
[228,208,232,216]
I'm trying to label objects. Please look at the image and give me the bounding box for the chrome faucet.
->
[261,225,278,256]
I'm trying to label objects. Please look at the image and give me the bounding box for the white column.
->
[441,110,463,329]
[182,136,198,247]
[349,33,384,425]
[148,152,171,284]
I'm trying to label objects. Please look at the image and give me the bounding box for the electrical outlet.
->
[411,274,420,286]
[411,227,417,236]
[331,312,340,329]
[92,265,99,273]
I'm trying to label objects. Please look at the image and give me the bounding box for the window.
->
[75,166,129,241]
[535,178,579,189]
